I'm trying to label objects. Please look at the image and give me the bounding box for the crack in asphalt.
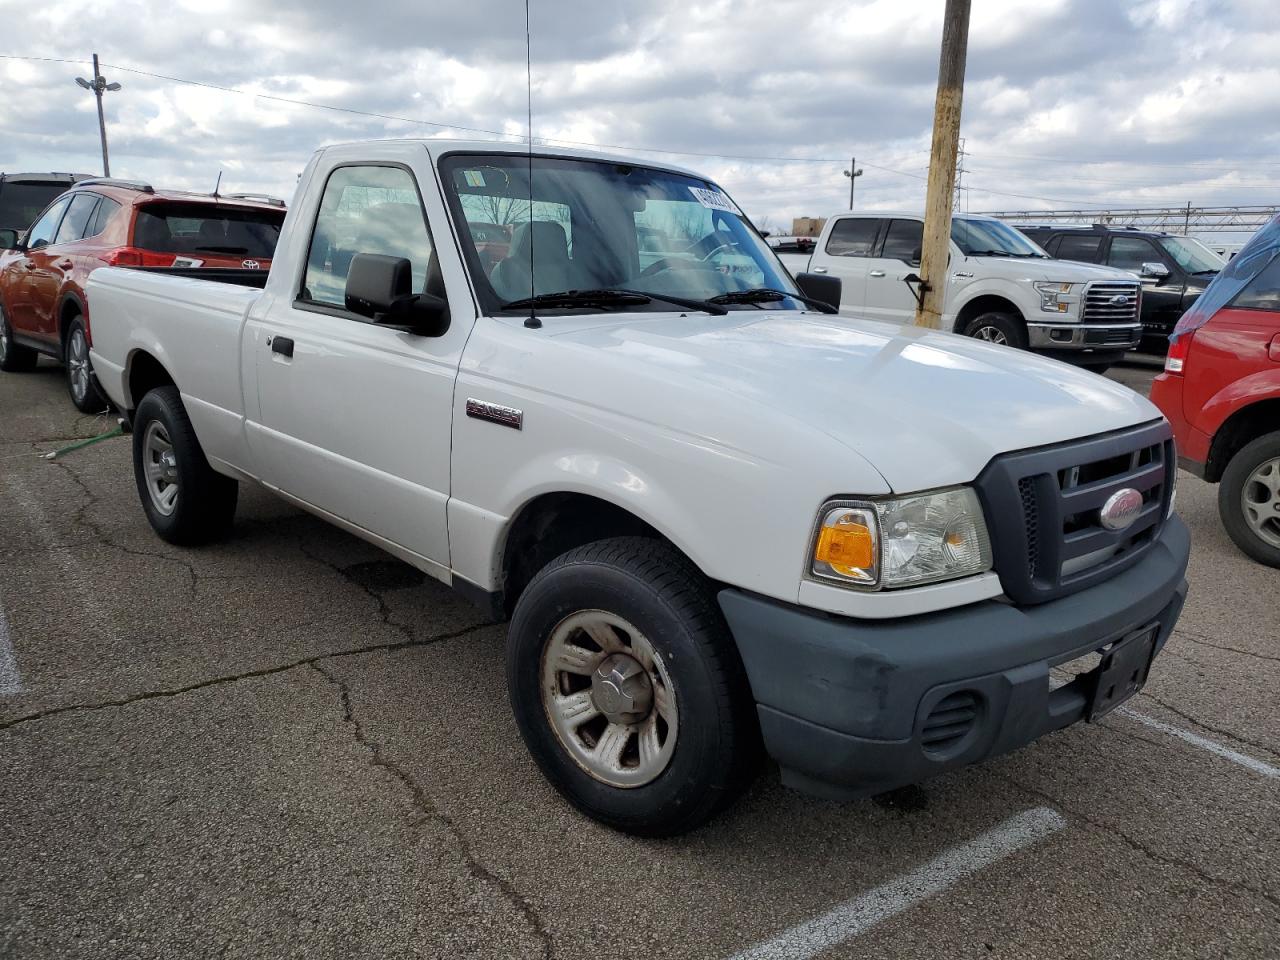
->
[309,660,555,960]
[296,541,418,645]
[1172,627,1280,664]
[1136,689,1280,761]
[48,456,200,599]
[992,770,1280,912]
[0,621,491,733]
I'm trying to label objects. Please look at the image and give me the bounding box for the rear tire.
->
[1218,432,1280,568]
[0,306,39,372]
[506,536,760,836]
[963,311,1028,350]
[64,315,107,412]
[132,385,238,545]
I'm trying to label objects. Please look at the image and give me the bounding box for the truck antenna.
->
[523,0,541,329]
[213,171,222,199]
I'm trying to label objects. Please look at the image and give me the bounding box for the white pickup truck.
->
[87,139,1189,836]
[802,211,1144,369]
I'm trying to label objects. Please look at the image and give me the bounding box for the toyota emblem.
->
[1099,488,1143,531]
[242,259,261,270]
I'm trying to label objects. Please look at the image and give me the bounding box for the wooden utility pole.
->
[914,0,971,328]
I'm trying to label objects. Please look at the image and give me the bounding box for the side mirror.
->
[28,236,48,251]
[909,246,922,265]
[1140,261,1170,281]
[795,271,842,311]
[345,253,449,336]
[0,228,19,250]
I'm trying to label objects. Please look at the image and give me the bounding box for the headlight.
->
[810,487,993,590]
[1033,280,1076,314]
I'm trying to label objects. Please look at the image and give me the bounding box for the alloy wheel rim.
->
[1242,457,1280,549]
[975,325,1008,345]
[68,329,89,401]
[142,420,180,517]
[540,609,678,788]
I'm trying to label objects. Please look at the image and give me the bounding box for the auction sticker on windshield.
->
[688,186,739,214]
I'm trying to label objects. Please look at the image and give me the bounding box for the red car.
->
[0,178,285,411]
[1151,214,1280,566]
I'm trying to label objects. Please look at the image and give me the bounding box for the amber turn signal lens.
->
[814,517,874,575]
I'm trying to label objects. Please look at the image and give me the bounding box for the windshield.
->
[1159,235,1226,274]
[0,181,70,231]
[439,154,801,313]
[951,218,1048,258]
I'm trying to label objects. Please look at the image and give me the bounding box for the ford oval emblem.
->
[242,259,261,270]
[1100,488,1143,531]
[1109,294,1130,305]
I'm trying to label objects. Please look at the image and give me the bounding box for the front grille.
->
[921,690,981,757]
[1084,327,1138,345]
[975,421,1174,605]
[1082,281,1141,324]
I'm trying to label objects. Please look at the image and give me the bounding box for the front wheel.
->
[132,385,238,545]
[963,311,1028,350]
[0,306,39,372]
[64,316,107,412]
[507,537,760,836]
[1218,432,1280,568]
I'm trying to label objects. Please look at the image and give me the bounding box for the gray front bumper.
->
[719,516,1190,801]
[1026,321,1142,350]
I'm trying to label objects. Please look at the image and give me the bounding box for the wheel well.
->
[58,296,84,349]
[499,493,671,616]
[127,351,176,411]
[1206,399,1280,483]
[955,295,1024,334]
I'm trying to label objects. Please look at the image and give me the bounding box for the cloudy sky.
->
[1,0,1277,235]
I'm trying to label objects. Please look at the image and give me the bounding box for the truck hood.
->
[966,255,1137,283]
[544,311,1161,492]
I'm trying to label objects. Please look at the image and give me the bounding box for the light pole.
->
[843,158,864,210]
[75,54,121,177]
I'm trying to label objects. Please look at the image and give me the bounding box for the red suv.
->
[1151,214,1280,566]
[0,178,285,410]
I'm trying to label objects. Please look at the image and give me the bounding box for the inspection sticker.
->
[463,170,486,188]
[688,186,739,214]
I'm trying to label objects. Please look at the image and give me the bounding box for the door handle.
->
[811,266,828,273]
[1269,334,1280,362]
[56,259,73,269]
[869,270,886,277]
[270,336,294,358]
[23,262,36,270]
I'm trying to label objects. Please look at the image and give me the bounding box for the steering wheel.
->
[639,256,718,278]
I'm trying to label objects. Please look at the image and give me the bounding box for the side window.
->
[53,194,101,245]
[881,219,923,262]
[26,197,71,250]
[825,218,878,257]
[302,165,436,309]
[1230,257,1280,312]
[1054,234,1103,262]
[87,197,122,238]
[1107,237,1162,272]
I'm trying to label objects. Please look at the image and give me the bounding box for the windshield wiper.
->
[501,288,727,315]
[707,287,839,314]
[1192,269,1219,276]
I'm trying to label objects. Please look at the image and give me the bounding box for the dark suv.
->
[0,173,94,239]
[1017,224,1226,353]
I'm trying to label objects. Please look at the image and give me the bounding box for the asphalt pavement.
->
[1,356,1277,959]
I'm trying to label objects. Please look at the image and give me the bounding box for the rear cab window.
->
[131,202,284,261]
[825,218,880,257]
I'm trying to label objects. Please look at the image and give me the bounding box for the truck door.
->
[808,216,882,317]
[246,162,463,575]
[861,218,924,324]
[1104,235,1183,340]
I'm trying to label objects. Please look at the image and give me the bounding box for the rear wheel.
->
[1218,432,1280,568]
[0,306,39,372]
[132,385,238,545]
[507,536,760,836]
[963,311,1027,350]
[64,316,107,412]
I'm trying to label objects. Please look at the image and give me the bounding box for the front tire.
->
[64,315,107,412]
[132,386,238,545]
[0,306,39,372]
[507,537,760,836]
[963,311,1028,350]
[1218,432,1280,568]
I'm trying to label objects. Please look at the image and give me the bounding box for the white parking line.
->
[0,600,21,695]
[1118,707,1280,779]
[727,806,1067,960]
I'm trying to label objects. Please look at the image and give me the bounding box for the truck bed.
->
[131,266,270,288]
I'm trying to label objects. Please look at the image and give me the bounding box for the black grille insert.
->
[922,691,980,757]
[975,420,1174,605]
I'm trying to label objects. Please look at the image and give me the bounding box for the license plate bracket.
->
[1085,625,1158,722]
